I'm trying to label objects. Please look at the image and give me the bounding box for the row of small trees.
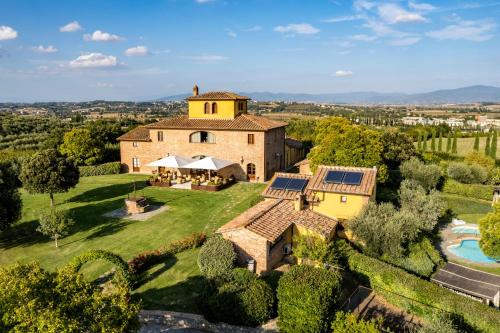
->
[472,130,498,159]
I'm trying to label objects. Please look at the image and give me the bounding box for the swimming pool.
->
[447,239,497,264]
[452,225,480,235]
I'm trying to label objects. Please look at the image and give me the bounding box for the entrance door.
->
[132,158,140,172]
[247,163,256,180]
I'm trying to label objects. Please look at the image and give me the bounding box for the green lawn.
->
[439,193,492,224]
[0,174,265,311]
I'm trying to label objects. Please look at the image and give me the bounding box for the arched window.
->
[212,102,218,114]
[204,102,210,114]
[247,163,256,180]
[190,131,216,143]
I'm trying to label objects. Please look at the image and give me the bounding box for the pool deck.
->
[440,223,500,268]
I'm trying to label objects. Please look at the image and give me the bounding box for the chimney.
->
[294,193,304,211]
[192,84,199,97]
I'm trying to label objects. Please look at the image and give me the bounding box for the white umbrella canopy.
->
[146,155,194,168]
[183,156,235,171]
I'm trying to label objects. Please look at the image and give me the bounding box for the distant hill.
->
[156,85,500,105]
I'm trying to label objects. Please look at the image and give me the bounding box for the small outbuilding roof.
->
[285,137,303,149]
[306,165,377,196]
[262,172,313,200]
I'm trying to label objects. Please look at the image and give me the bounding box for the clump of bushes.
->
[347,251,500,333]
[400,157,441,191]
[129,232,206,275]
[442,179,492,201]
[197,234,236,280]
[277,265,342,333]
[200,268,274,326]
[331,311,383,333]
[79,161,122,177]
[447,161,487,184]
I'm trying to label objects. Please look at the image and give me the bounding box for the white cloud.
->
[245,25,262,32]
[32,45,58,53]
[408,1,436,12]
[426,20,496,42]
[377,3,426,24]
[0,26,18,41]
[83,30,124,42]
[354,0,376,11]
[334,70,353,77]
[124,46,149,56]
[186,54,229,64]
[226,29,237,38]
[95,82,113,88]
[322,15,363,23]
[274,23,320,35]
[59,21,82,32]
[389,36,421,46]
[69,53,118,68]
[350,34,377,41]
[195,0,215,3]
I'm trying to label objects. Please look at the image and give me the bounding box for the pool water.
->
[448,240,497,264]
[452,226,480,235]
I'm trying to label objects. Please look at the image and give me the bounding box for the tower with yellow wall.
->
[187,85,249,120]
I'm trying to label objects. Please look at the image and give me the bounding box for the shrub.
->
[331,311,383,333]
[293,234,330,262]
[464,151,495,170]
[442,179,492,201]
[128,232,206,274]
[487,167,500,185]
[479,203,500,259]
[277,265,342,333]
[200,268,274,326]
[347,251,500,333]
[400,158,441,191]
[79,161,122,177]
[198,234,236,280]
[447,162,487,184]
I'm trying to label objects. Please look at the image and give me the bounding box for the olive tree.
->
[37,210,74,248]
[20,149,79,209]
[400,157,441,191]
[0,162,22,231]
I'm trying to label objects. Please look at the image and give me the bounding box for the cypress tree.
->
[491,130,498,160]
[431,131,436,152]
[446,132,452,153]
[422,132,427,151]
[417,133,422,150]
[473,131,480,151]
[438,132,443,152]
[485,132,491,156]
[452,131,458,154]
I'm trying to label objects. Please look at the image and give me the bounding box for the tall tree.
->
[0,162,22,231]
[20,149,79,209]
[473,132,480,151]
[485,132,491,156]
[422,132,427,151]
[452,131,458,154]
[491,131,498,160]
[380,129,418,169]
[431,131,436,152]
[446,132,452,153]
[417,133,422,150]
[438,132,443,152]
[59,128,105,166]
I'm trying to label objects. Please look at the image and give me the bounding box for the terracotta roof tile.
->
[187,91,250,101]
[306,165,377,196]
[262,172,313,200]
[219,199,338,242]
[285,137,304,149]
[294,159,309,166]
[117,126,151,142]
[146,114,287,131]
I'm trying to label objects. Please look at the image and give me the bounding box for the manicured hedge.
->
[197,234,236,280]
[277,265,342,333]
[347,252,500,333]
[79,161,121,177]
[442,179,492,201]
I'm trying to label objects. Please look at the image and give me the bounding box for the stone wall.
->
[219,228,269,274]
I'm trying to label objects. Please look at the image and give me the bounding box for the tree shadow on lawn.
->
[135,275,206,314]
[134,256,178,288]
[67,181,148,203]
[0,220,47,249]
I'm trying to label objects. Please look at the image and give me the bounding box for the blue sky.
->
[1,0,500,102]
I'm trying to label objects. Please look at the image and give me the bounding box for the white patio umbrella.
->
[183,156,236,180]
[146,155,193,168]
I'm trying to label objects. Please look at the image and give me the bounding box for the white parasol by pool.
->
[183,156,236,180]
[146,155,194,168]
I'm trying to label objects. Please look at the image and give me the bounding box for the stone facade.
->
[120,127,285,182]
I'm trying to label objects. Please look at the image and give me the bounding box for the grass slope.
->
[0,174,265,310]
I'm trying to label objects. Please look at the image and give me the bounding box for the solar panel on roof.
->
[286,178,308,191]
[324,170,345,184]
[342,172,363,185]
[270,177,291,190]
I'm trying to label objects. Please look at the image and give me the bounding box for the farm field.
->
[0,174,265,311]
[422,136,500,157]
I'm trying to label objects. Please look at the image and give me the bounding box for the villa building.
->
[218,165,377,274]
[118,85,304,182]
